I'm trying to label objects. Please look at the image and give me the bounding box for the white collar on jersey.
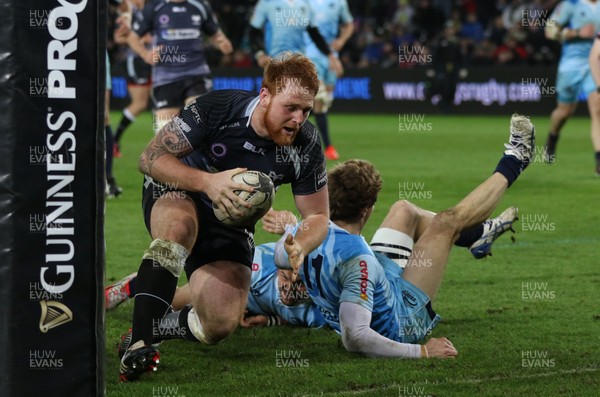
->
[245,95,261,127]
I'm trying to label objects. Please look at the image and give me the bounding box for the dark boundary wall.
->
[0,0,105,396]
[111,65,587,117]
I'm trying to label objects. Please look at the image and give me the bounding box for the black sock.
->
[128,276,137,297]
[105,125,114,177]
[454,224,484,247]
[546,132,559,151]
[314,113,331,147]
[494,155,525,187]
[115,111,134,143]
[154,304,200,342]
[131,259,178,346]
[595,151,600,164]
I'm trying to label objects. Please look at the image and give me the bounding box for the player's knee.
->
[390,200,418,218]
[142,238,189,277]
[430,208,460,236]
[201,315,239,343]
[164,218,196,246]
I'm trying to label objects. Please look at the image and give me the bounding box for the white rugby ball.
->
[213,170,275,227]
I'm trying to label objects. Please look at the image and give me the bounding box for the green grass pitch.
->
[105,111,600,396]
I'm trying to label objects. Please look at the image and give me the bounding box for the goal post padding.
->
[0,0,106,395]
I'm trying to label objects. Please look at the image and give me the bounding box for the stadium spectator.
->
[303,0,354,160]
[492,32,529,65]
[501,0,530,30]
[412,0,445,42]
[542,0,600,172]
[469,38,497,65]
[484,15,507,47]
[118,53,330,382]
[276,114,535,359]
[127,0,233,134]
[392,0,414,31]
[461,11,485,44]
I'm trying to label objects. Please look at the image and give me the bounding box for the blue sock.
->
[454,224,484,247]
[494,155,525,187]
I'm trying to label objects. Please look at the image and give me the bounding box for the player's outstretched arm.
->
[286,189,330,277]
[339,302,457,359]
[262,209,299,235]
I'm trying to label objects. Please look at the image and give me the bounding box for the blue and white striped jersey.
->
[248,243,326,327]
[298,222,404,341]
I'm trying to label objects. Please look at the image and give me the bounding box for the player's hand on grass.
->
[424,337,457,358]
[262,209,298,235]
[240,312,269,328]
[206,168,253,217]
[284,233,304,280]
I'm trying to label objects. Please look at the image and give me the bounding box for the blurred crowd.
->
[110,0,564,69]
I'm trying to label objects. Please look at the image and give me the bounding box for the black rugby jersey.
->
[174,90,327,200]
[133,0,219,86]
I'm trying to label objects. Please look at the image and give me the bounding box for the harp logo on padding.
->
[39,300,73,333]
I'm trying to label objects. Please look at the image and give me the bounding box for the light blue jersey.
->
[304,0,352,60]
[552,0,600,71]
[247,243,326,327]
[250,0,318,57]
[299,222,440,343]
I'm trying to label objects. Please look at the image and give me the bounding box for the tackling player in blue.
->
[543,0,600,174]
[107,242,326,328]
[276,114,535,358]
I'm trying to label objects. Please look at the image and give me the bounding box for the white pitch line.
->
[313,364,599,396]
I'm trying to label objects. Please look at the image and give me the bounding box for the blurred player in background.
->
[543,0,600,173]
[426,20,468,113]
[105,0,130,197]
[275,114,535,359]
[249,0,343,84]
[118,53,329,382]
[303,0,354,160]
[112,0,152,158]
[128,0,233,134]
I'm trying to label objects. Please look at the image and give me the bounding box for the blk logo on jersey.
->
[243,141,266,156]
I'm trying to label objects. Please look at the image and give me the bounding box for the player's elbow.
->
[341,325,366,354]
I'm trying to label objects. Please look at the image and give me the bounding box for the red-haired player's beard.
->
[264,101,299,146]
